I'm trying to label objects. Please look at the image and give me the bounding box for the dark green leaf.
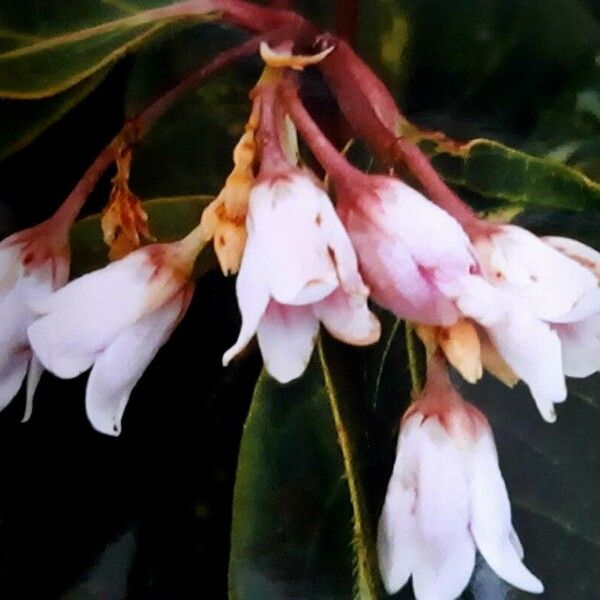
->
[229,345,380,600]
[0,0,214,99]
[424,137,600,210]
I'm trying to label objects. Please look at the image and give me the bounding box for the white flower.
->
[0,219,70,417]
[460,225,600,421]
[377,360,543,600]
[336,176,477,326]
[223,170,380,383]
[28,242,195,436]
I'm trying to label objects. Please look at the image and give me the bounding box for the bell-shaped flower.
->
[0,217,70,416]
[336,175,477,326]
[27,233,201,436]
[377,355,543,600]
[223,169,380,383]
[458,224,600,420]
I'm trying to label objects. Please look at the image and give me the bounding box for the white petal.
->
[86,287,192,436]
[377,414,422,594]
[411,418,476,600]
[481,225,597,321]
[485,301,566,422]
[543,235,600,280]
[0,284,36,409]
[250,174,338,305]
[28,251,153,379]
[222,236,270,366]
[554,316,600,378]
[313,288,380,345]
[469,432,544,594]
[0,350,29,411]
[256,301,319,383]
[22,354,44,422]
[315,192,366,295]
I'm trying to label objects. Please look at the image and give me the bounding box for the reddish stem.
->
[280,81,363,186]
[51,36,265,229]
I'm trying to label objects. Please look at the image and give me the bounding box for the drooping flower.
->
[222,169,380,383]
[336,175,477,326]
[27,228,204,436]
[457,224,600,420]
[377,355,543,600]
[0,216,70,417]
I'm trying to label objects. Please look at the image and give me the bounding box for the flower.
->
[335,175,477,326]
[0,217,70,417]
[222,169,380,383]
[377,356,543,600]
[27,235,200,436]
[458,224,600,421]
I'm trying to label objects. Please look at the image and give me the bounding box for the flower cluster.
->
[1,37,598,600]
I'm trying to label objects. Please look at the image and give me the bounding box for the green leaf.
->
[70,194,212,277]
[0,0,215,99]
[423,137,600,210]
[229,344,380,600]
[0,69,108,162]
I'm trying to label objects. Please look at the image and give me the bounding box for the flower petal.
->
[256,301,319,384]
[377,414,422,594]
[250,175,338,305]
[543,235,600,280]
[86,287,192,436]
[0,239,23,298]
[482,225,597,321]
[554,316,600,378]
[313,288,380,346]
[222,236,270,366]
[0,350,29,411]
[469,431,544,594]
[28,251,153,378]
[22,355,44,422]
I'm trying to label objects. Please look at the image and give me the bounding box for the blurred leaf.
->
[70,194,212,277]
[0,69,108,163]
[229,345,380,600]
[0,0,214,99]
[422,136,600,210]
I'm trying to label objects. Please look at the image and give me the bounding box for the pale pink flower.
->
[336,175,477,326]
[0,218,70,417]
[223,169,380,383]
[378,359,543,599]
[28,242,195,435]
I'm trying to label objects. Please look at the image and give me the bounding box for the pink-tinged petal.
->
[86,287,192,436]
[543,235,600,280]
[550,287,600,324]
[554,316,600,378]
[222,237,271,367]
[485,303,565,422]
[481,225,597,321]
[313,288,380,346]
[346,213,460,325]
[22,355,44,422]
[250,175,338,305]
[28,252,154,379]
[256,301,319,384]
[469,432,544,594]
